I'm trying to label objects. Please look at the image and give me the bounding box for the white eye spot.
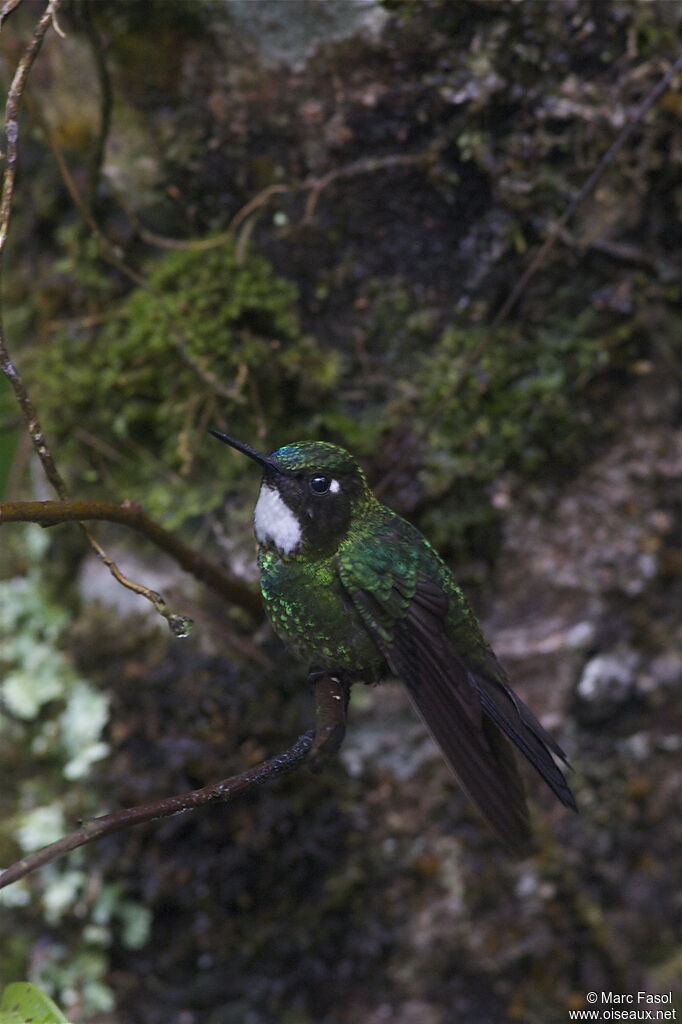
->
[329,479,340,494]
[254,484,302,554]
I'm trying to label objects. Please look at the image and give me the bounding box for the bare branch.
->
[110,150,438,252]
[0,731,315,891]
[0,674,352,890]
[0,0,69,499]
[0,499,263,617]
[0,3,61,251]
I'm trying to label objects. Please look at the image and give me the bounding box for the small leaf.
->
[0,983,70,1024]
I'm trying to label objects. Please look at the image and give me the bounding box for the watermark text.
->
[568,991,676,1021]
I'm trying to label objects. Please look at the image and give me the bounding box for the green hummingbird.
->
[210,430,576,854]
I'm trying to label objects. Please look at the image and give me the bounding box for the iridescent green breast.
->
[257,547,384,677]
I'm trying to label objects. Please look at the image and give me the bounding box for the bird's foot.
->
[307,671,351,773]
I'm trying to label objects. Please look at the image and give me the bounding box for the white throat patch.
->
[254,483,302,554]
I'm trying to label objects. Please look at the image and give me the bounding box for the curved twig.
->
[232,150,437,235]
[0,673,351,891]
[111,151,437,250]
[0,732,315,891]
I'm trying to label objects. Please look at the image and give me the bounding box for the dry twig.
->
[0,499,264,617]
[110,150,437,252]
[0,674,351,890]
[0,0,201,633]
[79,1,113,213]
[0,731,315,891]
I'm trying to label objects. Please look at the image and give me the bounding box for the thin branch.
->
[0,731,315,891]
[374,51,682,498]
[111,150,438,252]
[27,96,242,404]
[0,499,263,618]
[0,0,63,252]
[80,0,113,214]
[0,0,23,32]
[0,673,351,890]
[0,0,69,501]
[0,1,194,633]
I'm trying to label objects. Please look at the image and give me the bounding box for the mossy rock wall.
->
[1,2,681,1022]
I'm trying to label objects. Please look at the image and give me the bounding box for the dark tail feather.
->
[476,676,577,812]
[404,674,534,857]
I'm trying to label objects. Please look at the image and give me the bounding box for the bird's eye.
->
[309,474,331,494]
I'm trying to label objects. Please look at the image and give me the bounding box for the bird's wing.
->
[338,534,574,855]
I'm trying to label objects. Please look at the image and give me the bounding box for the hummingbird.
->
[210,430,577,854]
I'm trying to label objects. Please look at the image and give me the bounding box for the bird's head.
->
[210,431,374,557]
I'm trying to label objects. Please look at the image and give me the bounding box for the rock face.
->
[2,1,682,1022]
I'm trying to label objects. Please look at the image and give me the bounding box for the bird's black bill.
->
[208,429,279,472]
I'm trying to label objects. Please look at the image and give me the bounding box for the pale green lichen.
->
[0,574,109,779]
[0,550,150,1015]
[15,806,66,854]
[41,869,87,924]
[59,682,110,781]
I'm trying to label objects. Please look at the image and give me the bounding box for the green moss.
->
[32,244,343,525]
[29,238,635,565]
[411,311,632,555]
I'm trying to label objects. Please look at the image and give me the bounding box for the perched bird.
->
[210,431,576,854]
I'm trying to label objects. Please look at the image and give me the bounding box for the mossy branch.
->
[0,499,263,617]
